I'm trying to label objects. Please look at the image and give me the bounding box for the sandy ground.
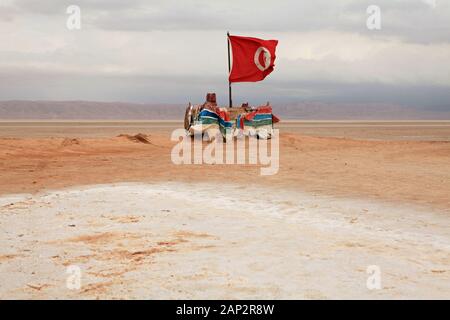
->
[0,121,449,299]
[0,121,449,209]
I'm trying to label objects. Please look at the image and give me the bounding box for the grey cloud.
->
[83,1,450,44]
[4,0,450,43]
[10,0,144,14]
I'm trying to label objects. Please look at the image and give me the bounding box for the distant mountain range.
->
[0,100,449,120]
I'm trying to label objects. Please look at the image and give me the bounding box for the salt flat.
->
[1,120,450,140]
[1,182,448,299]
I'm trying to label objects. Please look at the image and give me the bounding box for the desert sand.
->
[0,121,449,299]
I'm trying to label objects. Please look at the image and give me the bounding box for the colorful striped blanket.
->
[188,105,279,139]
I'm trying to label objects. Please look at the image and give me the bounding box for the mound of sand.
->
[117,133,152,144]
[61,138,81,147]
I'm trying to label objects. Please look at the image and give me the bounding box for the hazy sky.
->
[0,0,449,107]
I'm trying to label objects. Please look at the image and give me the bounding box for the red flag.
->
[228,35,278,83]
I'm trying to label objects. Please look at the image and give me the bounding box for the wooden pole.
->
[227,32,232,108]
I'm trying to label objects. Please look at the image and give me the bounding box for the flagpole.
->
[227,31,232,108]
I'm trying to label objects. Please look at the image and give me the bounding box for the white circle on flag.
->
[254,47,271,71]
